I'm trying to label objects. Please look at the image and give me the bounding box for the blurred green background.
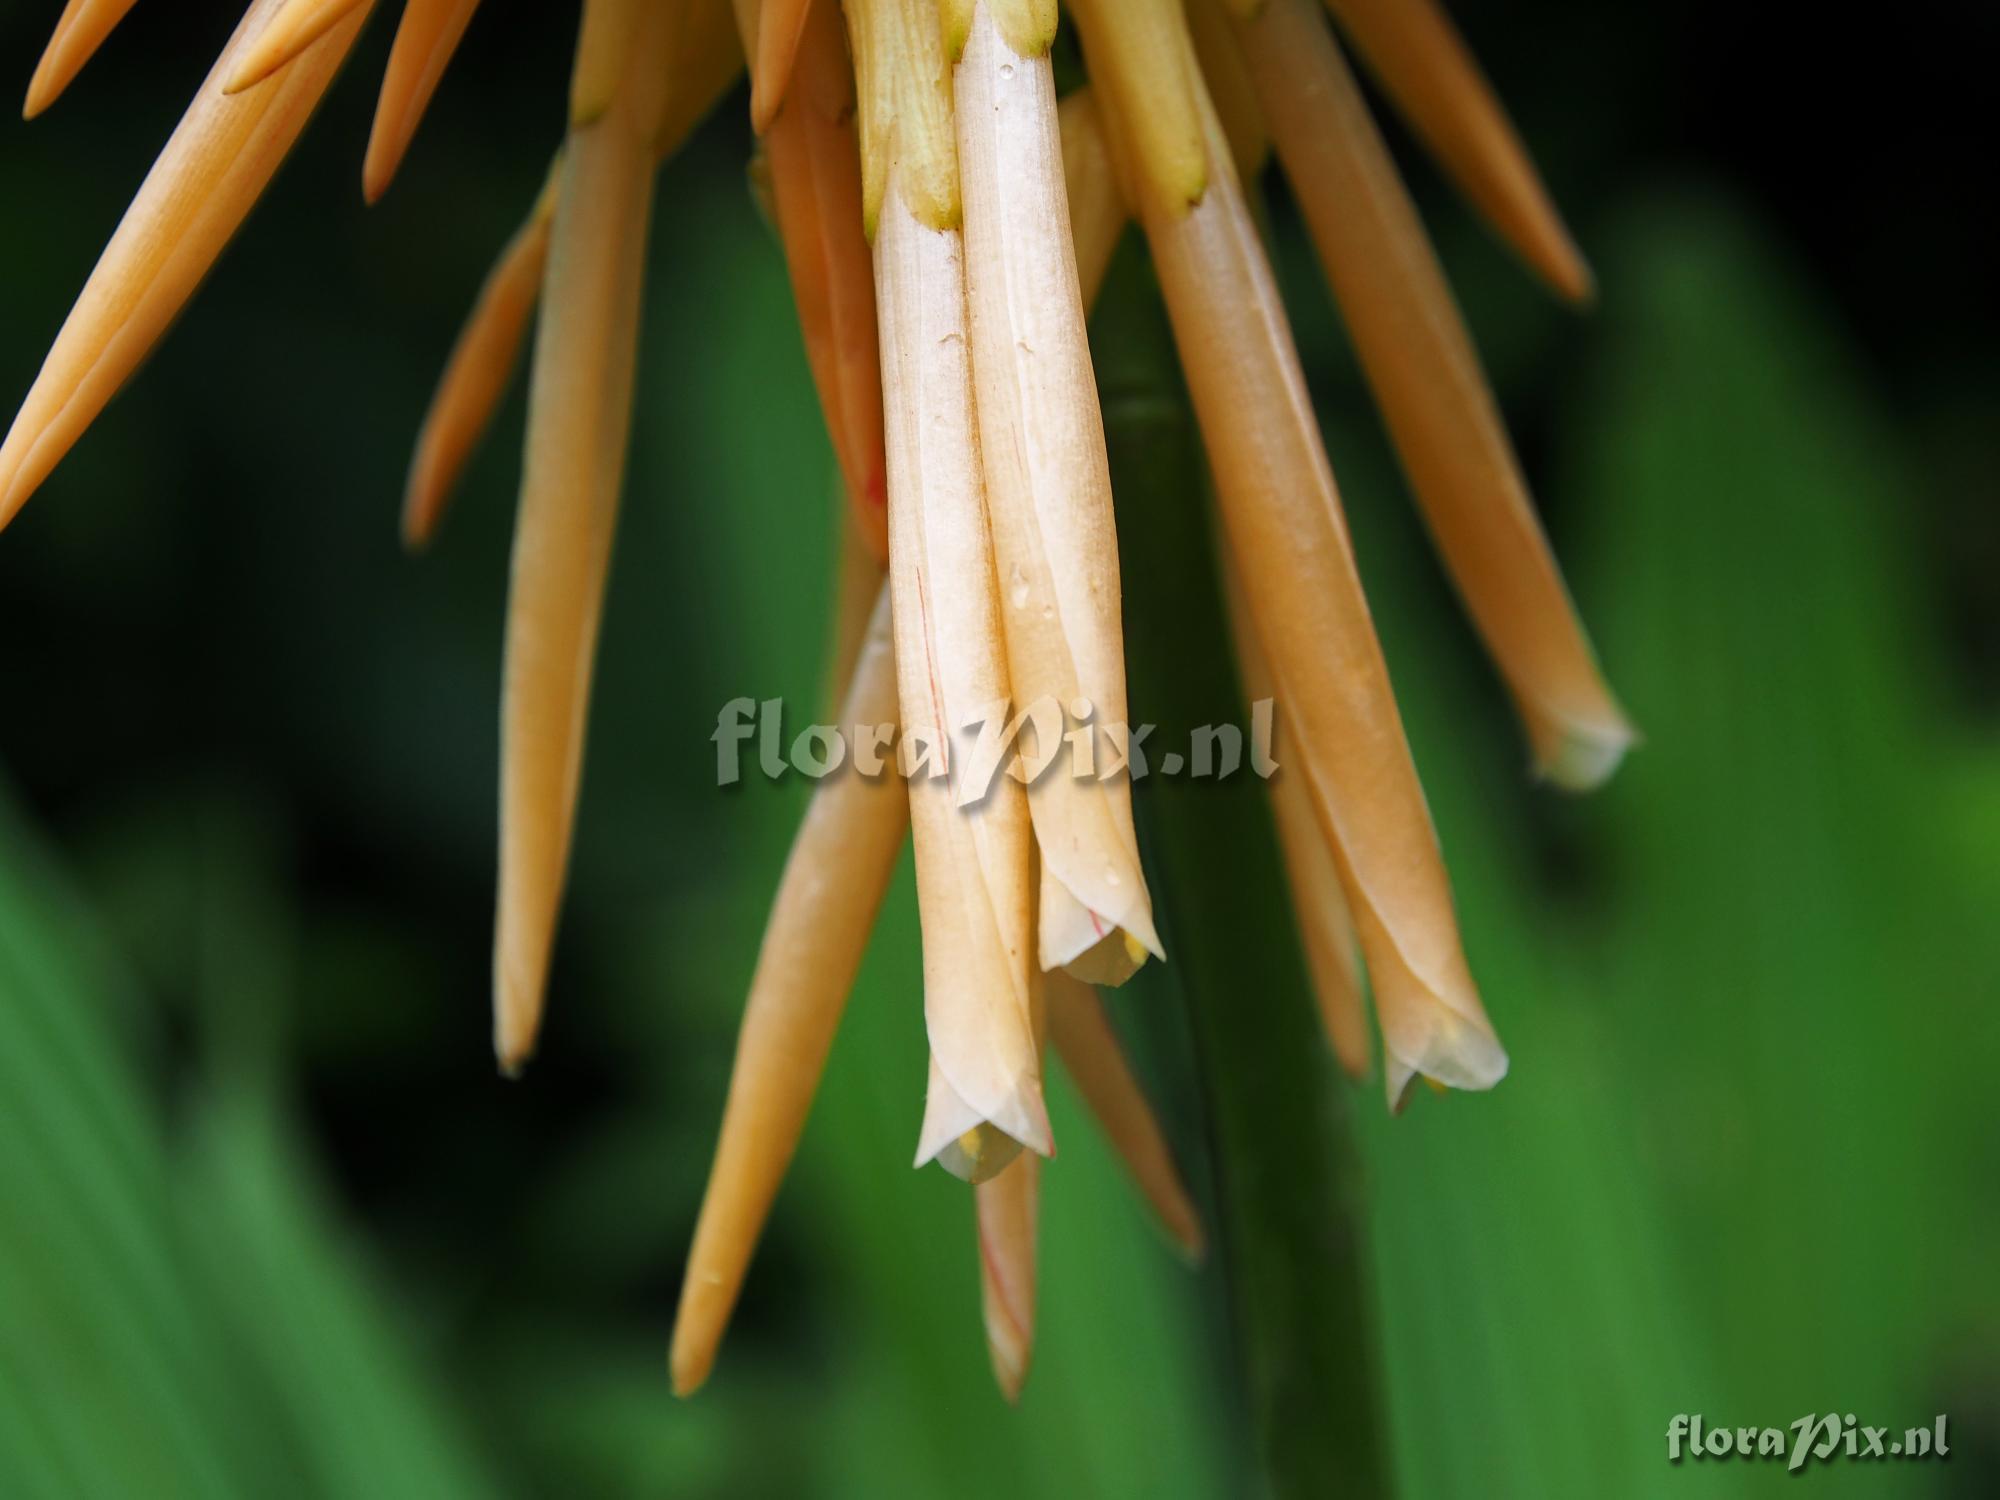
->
[1,2,1994,1496]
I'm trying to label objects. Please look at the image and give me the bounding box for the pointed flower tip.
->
[1534,222,1596,307]
[400,465,444,549]
[980,1231,1037,1405]
[22,51,61,119]
[988,1343,1029,1403]
[0,419,54,530]
[749,0,812,134]
[1559,254,1598,310]
[1511,186,1594,306]
[225,0,372,96]
[0,473,32,535]
[668,1336,714,1398]
[221,38,293,96]
[747,72,783,135]
[365,0,492,205]
[493,996,539,1078]
[220,60,263,96]
[1169,1210,1207,1266]
[24,0,148,117]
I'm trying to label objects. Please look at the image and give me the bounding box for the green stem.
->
[1096,245,1391,1498]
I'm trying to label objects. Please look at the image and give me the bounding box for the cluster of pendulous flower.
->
[4,0,1631,1398]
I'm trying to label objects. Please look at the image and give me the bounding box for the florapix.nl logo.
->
[712,695,1281,802]
[1666,1413,1951,1472]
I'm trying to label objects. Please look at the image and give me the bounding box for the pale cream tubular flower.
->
[670,584,908,1396]
[672,77,1190,1393]
[975,1150,1041,1402]
[1070,0,1505,1107]
[23,0,141,118]
[1308,0,1592,303]
[848,0,1051,1176]
[0,0,374,529]
[1219,550,1371,1079]
[952,0,1162,987]
[1231,0,1632,789]
[1046,970,1205,1257]
[493,0,732,1071]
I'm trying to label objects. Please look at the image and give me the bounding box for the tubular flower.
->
[857,0,1052,1181]
[1229,0,1631,788]
[6,0,1622,1395]
[493,0,742,1072]
[952,0,1161,988]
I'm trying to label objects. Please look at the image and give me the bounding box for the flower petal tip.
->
[493,993,539,1078]
[1544,236,1597,309]
[22,53,63,119]
[748,0,812,134]
[224,0,373,96]
[1383,1023,1508,1114]
[23,0,142,120]
[0,425,52,533]
[747,73,784,135]
[1168,1212,1208,1267]
[1534,712,1640,794]
[667,1336,714,1399]
[986,1342,1030,1404]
